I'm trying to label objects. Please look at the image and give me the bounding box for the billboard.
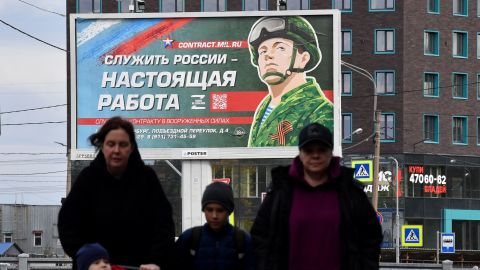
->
[70,11,341,160]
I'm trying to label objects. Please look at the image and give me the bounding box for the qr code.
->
[212,94,228,110]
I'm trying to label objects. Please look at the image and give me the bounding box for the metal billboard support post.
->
[181,160,212,232]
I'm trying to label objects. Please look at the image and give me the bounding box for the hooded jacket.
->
[58,150,175,269]
[250,158,383,270]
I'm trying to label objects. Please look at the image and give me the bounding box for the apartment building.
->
[66,0,480,255]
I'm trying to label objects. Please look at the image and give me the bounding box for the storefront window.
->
[405,165,447,198]
[211,159,289,232]
[447,166,465,198]
[239,166,258,198]
[465,167,480,198]
[404,164,480,199]
[453,220,480,250]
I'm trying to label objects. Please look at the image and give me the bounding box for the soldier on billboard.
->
[247,16,334,147]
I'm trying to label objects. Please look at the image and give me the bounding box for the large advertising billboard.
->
[70,11,341,160]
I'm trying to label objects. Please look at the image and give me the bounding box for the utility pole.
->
[341,61,380,210]
[372,110,381,211]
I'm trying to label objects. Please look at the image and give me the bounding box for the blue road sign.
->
[441,233,455,253]
[351,160,373,182]
[402,225,423,247]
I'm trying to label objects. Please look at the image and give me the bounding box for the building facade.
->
[0,204,64,256]
[66,0,480,259]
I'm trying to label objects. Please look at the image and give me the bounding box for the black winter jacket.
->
[58,151,175,269]
[250,165,383,270]
[174,223,255,270]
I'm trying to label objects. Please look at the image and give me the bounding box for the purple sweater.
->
[287,157,342,270]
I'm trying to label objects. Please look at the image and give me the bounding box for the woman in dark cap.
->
[251,123,383,270]
[58,117,175,270]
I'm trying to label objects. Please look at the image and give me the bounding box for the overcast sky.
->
[0,0,66,205]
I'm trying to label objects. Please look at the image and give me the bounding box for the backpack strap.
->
[233,227,246,260]
[189,226,203,256]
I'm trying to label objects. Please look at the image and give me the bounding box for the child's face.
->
[204,203,228,232]
[88,258,111,270]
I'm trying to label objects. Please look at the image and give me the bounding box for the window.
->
[453,0,468,16]
[375,29,395,54]
[213,164,261,199]
[453,31,468,58]
[341,30,352,54]
[203,0,226,11]
[239,166,258,198]
[342,114,353,143]
[477,74,480,99]
[452,116,468,144]
[477,117,480,145]
[78,0,101,13]
[424,72,439,97]
[380,113,395,141]
[284,0,309,10]
[161,0,183,12]
[375,71,395,94]
[424,30,439,55]
[341,71,352,95]
[370,0,394,11]
[477,33,480,58]
[333,0,352,11]
[118,0,131,12]
[33,232,42,247]
[3,233,12,243]
[424,115,439,143]
[478,0,480,16]
[244,0,268,10]
[452,73,468,99]
[428,0,440,13]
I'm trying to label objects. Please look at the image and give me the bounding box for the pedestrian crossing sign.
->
[351,160,373,182]
[402,225,423,247]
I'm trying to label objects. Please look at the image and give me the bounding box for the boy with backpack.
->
[174,182,254,270]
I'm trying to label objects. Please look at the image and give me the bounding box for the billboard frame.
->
[69,10,342,160]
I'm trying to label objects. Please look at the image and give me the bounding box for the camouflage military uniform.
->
[248,78,333,147]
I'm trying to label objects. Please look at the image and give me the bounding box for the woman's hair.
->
[89,116,138,152]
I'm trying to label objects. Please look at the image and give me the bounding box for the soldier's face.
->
[257,38,295,84]
[257,37,310,85]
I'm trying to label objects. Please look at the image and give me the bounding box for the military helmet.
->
[248,16,322,72]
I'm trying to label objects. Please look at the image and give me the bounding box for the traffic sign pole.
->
[436,231,439,264]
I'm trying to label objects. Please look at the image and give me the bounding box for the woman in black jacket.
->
[250,123,383,270]
[58,117,175,270]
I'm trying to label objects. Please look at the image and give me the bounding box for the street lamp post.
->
[341,61,381,210]
[388,156,400,263]
[344,127,363,141]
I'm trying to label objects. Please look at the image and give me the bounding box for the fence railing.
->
[0,254,475,270]
[0,254,71,270]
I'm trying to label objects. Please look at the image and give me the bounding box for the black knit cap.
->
[202,182,235,213]
[298,123,333,149]
[76,243,109,270]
